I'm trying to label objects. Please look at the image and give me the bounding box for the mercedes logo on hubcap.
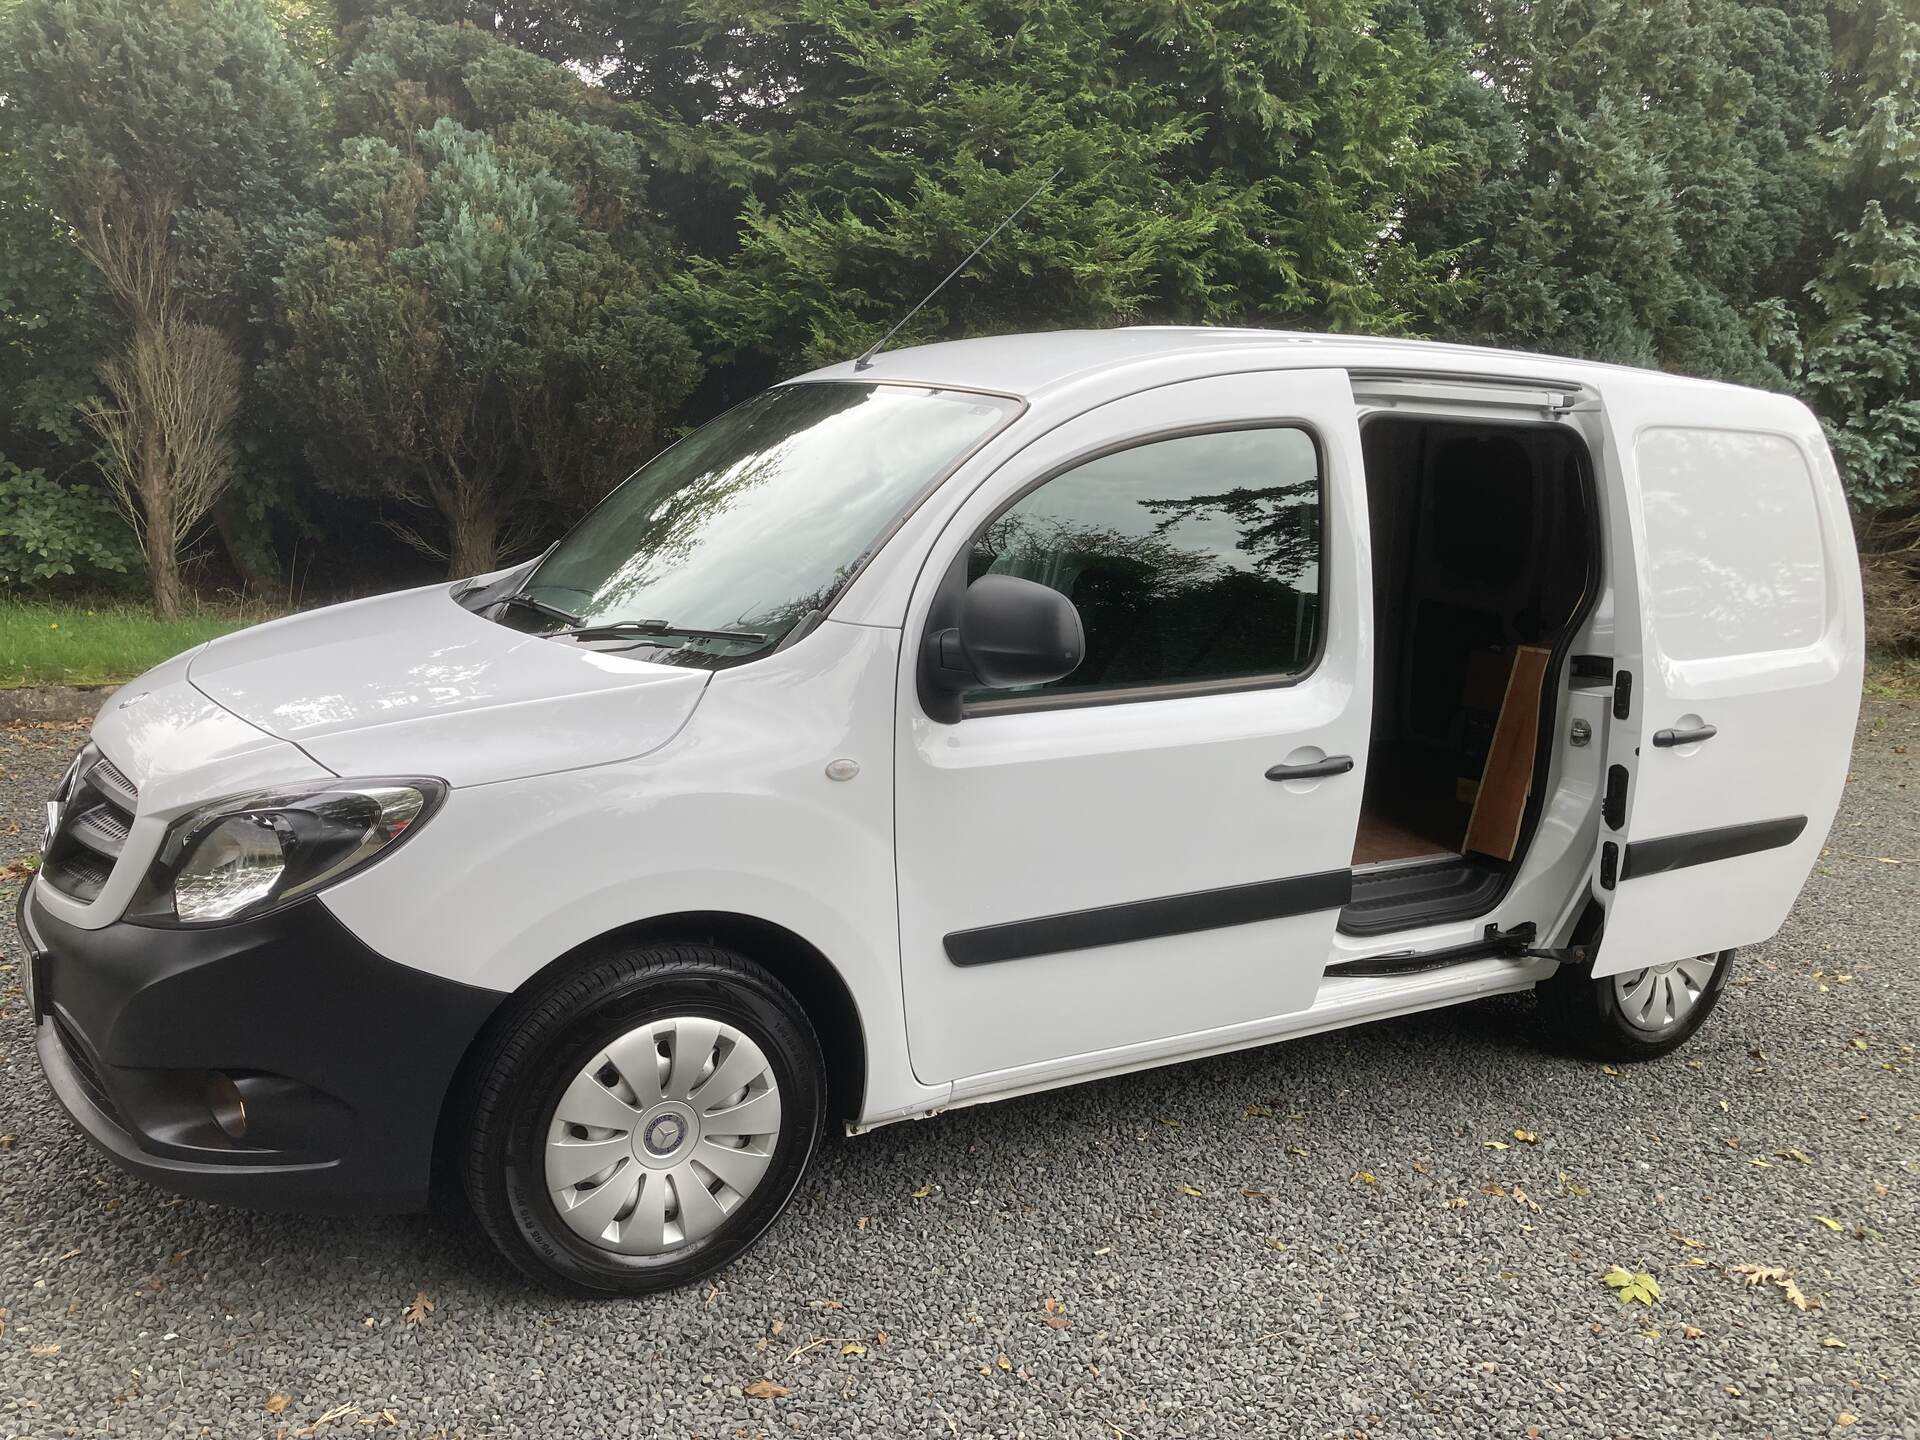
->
[643,1114,687,1156]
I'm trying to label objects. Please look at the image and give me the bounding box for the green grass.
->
[0,599,275,689]
[1865,652,1920,700]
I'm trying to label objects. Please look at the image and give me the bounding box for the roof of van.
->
[791,325,1745,400]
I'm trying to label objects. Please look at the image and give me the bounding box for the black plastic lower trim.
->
[945,869,1353,967]
[20,882,506,1214]
[1621,816,1807,881]
[1337,858,1508,937]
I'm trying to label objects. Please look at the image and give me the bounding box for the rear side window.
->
[967,426,1322,701]
[1637,428,1827,661]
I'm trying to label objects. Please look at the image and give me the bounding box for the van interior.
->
[1345,416,1595,936]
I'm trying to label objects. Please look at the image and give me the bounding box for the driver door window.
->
[967,427,1323,704]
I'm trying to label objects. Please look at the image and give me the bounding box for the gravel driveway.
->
[2,701,1915,1440]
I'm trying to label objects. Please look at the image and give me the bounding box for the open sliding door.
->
[1585,371,1863,979]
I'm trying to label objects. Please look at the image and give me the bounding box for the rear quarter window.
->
[1636,427,1827,662]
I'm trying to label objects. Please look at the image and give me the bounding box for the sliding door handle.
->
[1651,723,1717,748]
[1266,755,1355,781]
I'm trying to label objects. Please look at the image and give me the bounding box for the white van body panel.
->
[1582,374,1862,976]
[187,581,709,788]
[38,330,1865,1132]
[317,618,954,1126]
[892,369,1372,1085]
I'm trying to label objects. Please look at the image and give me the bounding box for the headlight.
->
[128,779,445,927]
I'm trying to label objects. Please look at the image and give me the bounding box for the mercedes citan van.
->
[19,329,1863,1294]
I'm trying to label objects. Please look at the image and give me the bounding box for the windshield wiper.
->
[495,592,582,626]
[555,619,770,645]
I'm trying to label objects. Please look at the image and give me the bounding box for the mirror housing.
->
[922,574,1084,719]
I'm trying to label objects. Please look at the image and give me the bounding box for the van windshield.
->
[512,382,1017,665]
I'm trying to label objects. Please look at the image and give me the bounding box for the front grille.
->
[51,1013,122,1127]
[42,748,139,903]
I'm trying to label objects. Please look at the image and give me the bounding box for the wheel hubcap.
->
[1612,954,1718,1033]
[544,1016,783,1255]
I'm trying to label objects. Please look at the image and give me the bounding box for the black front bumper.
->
[19,882,505,1214]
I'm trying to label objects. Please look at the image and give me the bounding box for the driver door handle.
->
[1651,723,1718,747]
[1266,755,1355,781]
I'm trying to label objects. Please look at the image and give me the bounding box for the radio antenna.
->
[852,165,1065,372]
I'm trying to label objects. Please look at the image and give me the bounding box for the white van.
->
[19,329,1862,1294]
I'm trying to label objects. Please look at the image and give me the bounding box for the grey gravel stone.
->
[1,702,1914,1438]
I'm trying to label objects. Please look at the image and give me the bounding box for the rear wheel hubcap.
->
[543,1016,783,1255]
[1612,954,1718,1033]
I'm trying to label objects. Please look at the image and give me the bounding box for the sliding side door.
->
[1586,371,1863,978]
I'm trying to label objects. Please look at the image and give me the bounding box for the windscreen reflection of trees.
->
[587,387,866,633]
[972,471,1320,690]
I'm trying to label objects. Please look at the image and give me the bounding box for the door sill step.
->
[1326,923,1538,979]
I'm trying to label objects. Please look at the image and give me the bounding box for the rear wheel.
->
[1539,949,1735,1061]
[460,942,825,1296]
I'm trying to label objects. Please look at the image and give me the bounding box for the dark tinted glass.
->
[967,427,1321,699]
[522,382,1015,664]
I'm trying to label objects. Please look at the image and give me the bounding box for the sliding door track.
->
[1326,922,1591,979]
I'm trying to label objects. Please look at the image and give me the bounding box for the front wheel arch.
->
[435,912,865,1181]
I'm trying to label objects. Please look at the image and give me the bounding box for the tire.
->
[458,941,826,1296]
[1538,949,1736,1062]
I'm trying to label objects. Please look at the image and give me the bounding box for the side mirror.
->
[923,574,1084,715]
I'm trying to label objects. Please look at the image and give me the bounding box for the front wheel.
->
[459,942,826,1296]
[1538,949,1735,1061]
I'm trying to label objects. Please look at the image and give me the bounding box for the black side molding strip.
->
[945,869,1354,967]
[1622,816,1807,881]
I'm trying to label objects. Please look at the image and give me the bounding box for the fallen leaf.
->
[1244,1103,1272,1118]
[1446,1196,1470,1209]
[1837,1415,1858,1427]
[1669,1232,1705,1249]
[1682,1326,1703,1340]
[1813,1215,1843,1231]
[812,1299,845,1310]
[0,1135,14,1149]
[910,1184,931,1199]
[855,1216,869,1231]
[1777,1149,1812,1165]
[1513,1129,1539,1144]
[1483,1140,1510,1150]
[1481,1182,1507,1197]
[769,1318,786,1336]
[1602,1266,1661,1306]
[996,1354,1012,1372]
[1823,1337,1847,1349]
[744,1380,789,1400]
[1157,1116,1182,1129]
[841,1342,867,1356]
[30,1343,60,1356]
[1727,1263,1821,1311]
[1512,1186,1540,1212]
[1352,1170,1377,1185]
[266,1395,292,1414]
[403,1292,433,1326]
[1180,1184,1205,1198]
